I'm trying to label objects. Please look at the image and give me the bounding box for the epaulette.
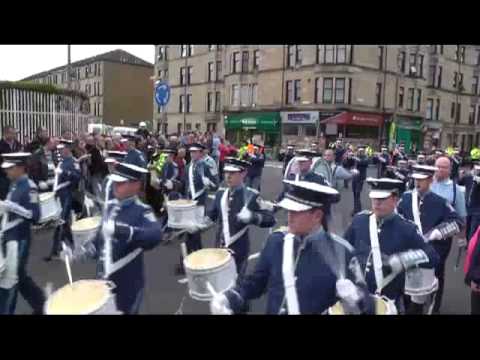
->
[396,213,417,227]
[246,187,259,195]
[357,210,372,216]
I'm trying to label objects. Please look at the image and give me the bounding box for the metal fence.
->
[0,87,89,144]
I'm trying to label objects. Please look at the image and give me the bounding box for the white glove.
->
[336,278,361,305]
[473,175,480,184]
[350,169,359,176]
[54,168,63,175]
[103,218,116,238]
[47,178,55,186]
[428,229,443,242]
[165,180,173,190]
[39,181,49,191]
[236,207,254,224]
[210,293,233,315]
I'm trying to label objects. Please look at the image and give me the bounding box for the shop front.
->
[280,111,319,148]
[224,112,281,151]
[320,111,384,148]
[390,116,424,154]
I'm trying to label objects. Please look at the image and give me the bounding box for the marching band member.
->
[277,149,329,203]
[210,180,376,315]
[343,178,439,313]
[62,163,163,314]
[397,165,463,314]
[191,158,276,278]
[100,151,127,202]
[373,146,390,178]
[0,153,44,314]
[175,143,218,275]
[385,160,410,195]
[282,145,296,175]
[45,139,81,261]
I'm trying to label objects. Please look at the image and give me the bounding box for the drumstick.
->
[248,252,260,261]
[62,242,74,286]
[206,281,217,297]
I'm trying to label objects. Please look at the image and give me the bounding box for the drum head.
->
[167,199,197,208]
[71,216,101,232]
[46,280,111,315]
[329,296,390,315]
[184,248,231,271]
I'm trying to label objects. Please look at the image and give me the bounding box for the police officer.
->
[152,147,181,219]
[123,135,147,168]
[0,153,44,314]
[397,165,463,314]
[282,145,296,175]
[351,146,370,216]
[62,162,163,314]
[373,146,391,178]
[209,180,376,315]
[176,143,218,275]
[45,139,81,261]
[189,158,275,279]
[343,178,439,313]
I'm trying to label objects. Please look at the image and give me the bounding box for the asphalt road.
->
[16,163,471,314]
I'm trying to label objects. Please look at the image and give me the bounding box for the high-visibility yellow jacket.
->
[471,147,480,160]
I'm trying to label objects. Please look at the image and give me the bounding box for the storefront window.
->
[346,125,378,139]
[304,124,317,137]
[283,124,300,136]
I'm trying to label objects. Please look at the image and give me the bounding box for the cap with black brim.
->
[367,177,404,199]
[223,157,251,172]
[110,163,148,183]
[277,180,339,212]
[410,165,438,180]
[189,143,205,152]
[1,152,31,169]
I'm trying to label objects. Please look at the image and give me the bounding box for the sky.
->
[0,45,155,81]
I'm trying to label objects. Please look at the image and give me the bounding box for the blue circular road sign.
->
[155,82,171,107]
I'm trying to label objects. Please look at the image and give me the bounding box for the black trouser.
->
[0,176,9,200]
[51,195,74,256]
[352,178,364,215]
[471,290,480,314]
[17,240,45,314]
[431,238,453,313]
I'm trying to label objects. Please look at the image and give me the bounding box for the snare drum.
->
[39,192,61,223]
[405,267,438,297]
[167,199,204,229]
[71,216,102,248]
[45,279,119,315]
[184,248,238,302]
[327,295,397,315]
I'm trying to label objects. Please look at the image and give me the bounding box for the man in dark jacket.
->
[245,145,265,191]
[25,127,49,153]
[86,136,108,197]
[0,126,23,199]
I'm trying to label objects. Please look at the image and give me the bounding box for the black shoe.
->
[43,254,60,262]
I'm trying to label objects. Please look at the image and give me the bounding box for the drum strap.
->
[221,189,249,247]
[282,233,300,315]
[189,163,205,201]
[411,190,423,234]
[369,214,384,295]
[55,181,71,193]
[108,248,143,276]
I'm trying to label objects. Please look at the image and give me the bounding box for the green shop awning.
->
[224,112,280,132]
[395,117,423,131]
